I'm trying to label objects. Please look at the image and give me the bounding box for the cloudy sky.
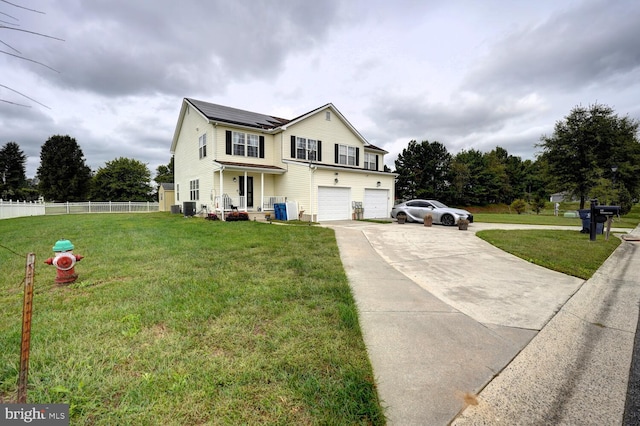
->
[2,0,639,179]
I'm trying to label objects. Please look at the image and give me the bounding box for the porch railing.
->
[262,196,285,211]
[214,195,285,212]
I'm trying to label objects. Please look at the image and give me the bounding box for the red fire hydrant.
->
[44,239,84,284]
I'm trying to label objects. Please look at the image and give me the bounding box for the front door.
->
[239,176,254,208]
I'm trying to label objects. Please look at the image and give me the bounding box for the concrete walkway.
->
[324,221,639,425]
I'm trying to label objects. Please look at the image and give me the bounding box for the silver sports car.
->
[390,199,473,226]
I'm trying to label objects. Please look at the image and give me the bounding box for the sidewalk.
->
[327,221,639,425]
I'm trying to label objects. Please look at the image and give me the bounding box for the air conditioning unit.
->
[183,202,196,216]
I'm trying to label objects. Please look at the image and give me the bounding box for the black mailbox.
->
[595,205,621,216]
[589,200,621,241]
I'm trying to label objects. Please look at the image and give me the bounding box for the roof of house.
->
[159,182,174,190]
[365,143,386,152]
[172,98,388,154]
[186,98,290,130]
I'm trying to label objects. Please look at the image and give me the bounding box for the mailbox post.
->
[589,199,620,241]
[589,199,597,241]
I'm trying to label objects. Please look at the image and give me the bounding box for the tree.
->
[0,141,27,199]
[539,103,640,209]
[36,135,92,201]
[483,147,512,204]
[394,140,451,201]
[447,149,491,205]
[91,157,153,201]
[154,157,174,185]
[521,158,551,202]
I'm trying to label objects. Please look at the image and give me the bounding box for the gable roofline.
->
[170,99,210,153]
[283,103,374,147]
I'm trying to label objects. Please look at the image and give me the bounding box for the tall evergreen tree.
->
[154,157,174,185]
[483,147,511,204]
[36,135,92,201]
[447,149,487,205]
[394,140,451,201]
[0,141,27,199]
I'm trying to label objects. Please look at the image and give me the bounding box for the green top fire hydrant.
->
[44,239,84,284]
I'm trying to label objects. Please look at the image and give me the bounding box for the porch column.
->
[219,169,225,220]
[243,171,248,212]
[260,173,265,212]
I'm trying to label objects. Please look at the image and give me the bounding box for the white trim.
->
[282,159,397,176]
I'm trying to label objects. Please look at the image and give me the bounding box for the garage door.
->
[364,189,389,219]
[318,187,351,221]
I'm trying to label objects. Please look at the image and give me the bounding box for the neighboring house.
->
[550,192,578,203]
[170,98,396,221]
[158,182,175,212]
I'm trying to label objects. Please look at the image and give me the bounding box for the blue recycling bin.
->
[274,203,287,220]
[578,209,603,234]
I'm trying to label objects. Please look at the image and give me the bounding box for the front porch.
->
[213,194,286,215]
[212,160,287,220]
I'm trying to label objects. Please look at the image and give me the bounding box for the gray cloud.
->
[3,0,640,181]
[463,0,640,95]
[20,0,342,97]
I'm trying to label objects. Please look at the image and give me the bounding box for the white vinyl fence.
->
[0,200,159,220]
[0,200,45,219]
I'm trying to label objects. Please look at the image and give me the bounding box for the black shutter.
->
[375,155,379,171]
[317,140,322,162]
[226,131,232,155]
[259,136,265,158]
[334,144,339,163]
[356,148,360,166]
[291,136,296,159]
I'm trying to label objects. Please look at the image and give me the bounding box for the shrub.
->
[531,196,546,215]
[225,211,249,221]
[511,199,527,214]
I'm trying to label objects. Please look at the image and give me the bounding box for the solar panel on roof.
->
[187,98,287,129]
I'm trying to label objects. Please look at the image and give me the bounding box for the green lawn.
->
[0,213,384,425]
[474,203,640,279]
[471,202,639,228]
[476,229,621,279]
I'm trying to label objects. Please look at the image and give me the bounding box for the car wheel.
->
[441,214,455,226]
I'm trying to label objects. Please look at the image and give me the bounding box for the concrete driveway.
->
[363,222,584,330]
[323,220,588,425]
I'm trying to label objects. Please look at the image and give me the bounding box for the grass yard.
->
[476,229,622,280]
[471,202,639,228]
[0,213,384,425]
[474,204,639,279]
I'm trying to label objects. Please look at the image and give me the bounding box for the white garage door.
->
[318,187,351,221]
[364,189,389,219]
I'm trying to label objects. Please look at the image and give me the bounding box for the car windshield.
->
[430,200,447,208]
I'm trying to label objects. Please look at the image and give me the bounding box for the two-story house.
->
[170,98,395,221]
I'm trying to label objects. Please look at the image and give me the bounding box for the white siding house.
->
[170,98,395,221]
